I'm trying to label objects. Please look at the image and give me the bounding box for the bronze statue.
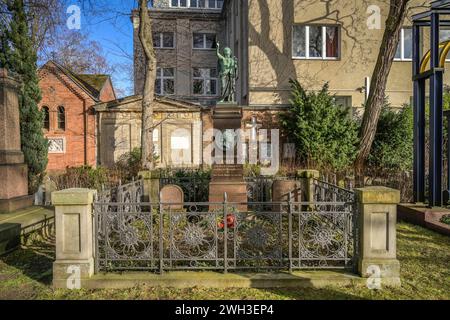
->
[216,42,238,103]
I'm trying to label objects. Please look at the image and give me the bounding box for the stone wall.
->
[95,96,203,168]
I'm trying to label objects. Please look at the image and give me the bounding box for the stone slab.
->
[0,206,53,255]
[58,270,400,289]
[0,163,28,200]
[52,188,96,206]
[354,186,401,204]
[160,184,184,210]
[398,203,450,236]
[0,194,33,213]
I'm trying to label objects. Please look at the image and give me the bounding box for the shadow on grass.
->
[0,240,54,285]
[234,271,366,300]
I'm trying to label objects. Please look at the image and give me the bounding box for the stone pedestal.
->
[52,188,96,289]
[0,69,32,213]
[209,103,247,211]
[354,186,401,286]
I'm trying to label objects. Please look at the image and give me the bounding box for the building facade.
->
[134,0,450,111]
[41,0,450,171]
[38,61,117,172]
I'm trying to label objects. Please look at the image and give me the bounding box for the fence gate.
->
[94,179,357,273]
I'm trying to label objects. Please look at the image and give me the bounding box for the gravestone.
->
[160,184,184,210]
[208,103,247,211]
[0,69,33,212]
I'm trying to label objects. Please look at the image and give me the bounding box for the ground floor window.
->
[395,28,412,61]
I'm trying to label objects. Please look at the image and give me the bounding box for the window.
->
[193,68,218,95]
[334,96,353,109]
[153,32,175,48]
[171,0,188,7]
[440,29,450,61]
[57,106,65,131]
[155,67,175,95]
[395,28,412,61]
[293,25,340,59]
[42,106,49,131]
[193,33,216,49]
[171,0,223,9]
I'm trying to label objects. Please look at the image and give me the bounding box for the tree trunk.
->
[138,0,157,170]
[354,0,410,186]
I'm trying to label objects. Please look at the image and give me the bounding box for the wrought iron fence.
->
[96,179,144,204]
[160,176,210,202]
[94,196,357,273]
[245,176,276,203]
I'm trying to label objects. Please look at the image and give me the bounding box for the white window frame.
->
[153,32,175,49]
[193,32,216,50]
[394,28,412,62]
[156,67,175,95]
[170,0,223,9]
[292,25,340,60]
[192,67,218,96]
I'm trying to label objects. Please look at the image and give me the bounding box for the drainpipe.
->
[83,101,88,166]
[364,76,371,103]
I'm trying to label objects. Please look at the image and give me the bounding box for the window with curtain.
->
[57,106,65,131]
[42,106,50,131]
[293,25,340,59]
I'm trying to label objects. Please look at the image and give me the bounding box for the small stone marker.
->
[160,185,184,210]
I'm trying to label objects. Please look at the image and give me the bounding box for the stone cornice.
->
[132,8,222,21]
[0,69,21,90]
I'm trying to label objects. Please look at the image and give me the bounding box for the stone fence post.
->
[52,188,96,289]
[139,170,160,202]
[354,186,401,286]
[297,169,319,203]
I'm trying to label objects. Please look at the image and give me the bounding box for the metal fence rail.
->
[94,197,356,273]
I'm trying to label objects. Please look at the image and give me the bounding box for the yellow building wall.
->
[247,0,450,109]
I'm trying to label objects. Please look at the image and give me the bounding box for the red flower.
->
[218,214,236,229]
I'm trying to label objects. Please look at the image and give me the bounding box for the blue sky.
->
[70,0,139,96]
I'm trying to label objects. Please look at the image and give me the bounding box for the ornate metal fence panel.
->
[94,198,357,272]
[245,177,275,203]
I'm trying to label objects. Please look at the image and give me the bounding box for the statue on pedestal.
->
[216,42,238,103]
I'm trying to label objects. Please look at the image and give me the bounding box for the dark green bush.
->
[279,80,359,172]
[368,103,413,171]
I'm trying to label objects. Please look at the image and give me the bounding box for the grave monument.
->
[0,69,32,212]
[209,44,247,210]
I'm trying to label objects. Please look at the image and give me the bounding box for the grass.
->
[441,214,450,225]
[0,222,449,300]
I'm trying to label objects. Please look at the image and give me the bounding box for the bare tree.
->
[354,0,421,185]
[138,0,157,169]
[41,29,115,74]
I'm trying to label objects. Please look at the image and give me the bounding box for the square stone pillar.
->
[354,186,401,285]
[52,189,96,289]
[139,170,160,202]
[296,169,320,203]
[0,68,32,212]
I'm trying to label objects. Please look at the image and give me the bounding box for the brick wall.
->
[38,63,99,172]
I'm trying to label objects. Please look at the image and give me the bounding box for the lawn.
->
[0,222,449,300]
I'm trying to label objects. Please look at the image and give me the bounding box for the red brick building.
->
[38,61,116,172]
